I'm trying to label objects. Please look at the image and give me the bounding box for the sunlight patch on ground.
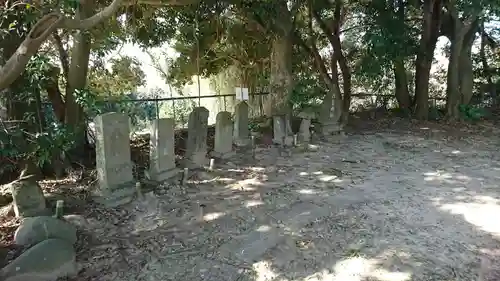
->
[256,225,272,232]
[249,167,267,172]
[246,200,265,207]
[253,261,280,281]
[423,171,471,184]
[298,171,344,183]
[227,169,245,173]
[300,256,411,281]
[215,177,237,183]
[226,177,263,191]
[318,175,339,182]
[297,189,320,195]
[436,198,500,237]
[203,212,225,221]
[192,177,236,184]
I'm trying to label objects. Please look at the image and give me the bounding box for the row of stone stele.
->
[1,173,79,281]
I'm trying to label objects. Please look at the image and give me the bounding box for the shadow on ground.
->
[57,121,500,281]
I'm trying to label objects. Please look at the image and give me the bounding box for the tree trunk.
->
[459,37,474,105]
[45,66,65,123]
[444,13,479,120]
[414,0,442,119]
[64,0,93,151]
[265,33,294,118]
[393,58,411,110]
[323,55,342,128]
[480,24,496,104]
[445,32,464,119]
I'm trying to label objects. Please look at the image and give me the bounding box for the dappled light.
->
[1,0,500,278]
[245,200,265,208]
[435,197,500,237]
[252,261,280,281]
[203,212,226,222]
[226,177,263,191]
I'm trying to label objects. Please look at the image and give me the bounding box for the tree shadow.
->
[211,129,500,281]
[66,127,500,281]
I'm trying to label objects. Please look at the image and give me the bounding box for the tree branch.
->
[311,8,335,46]
[52,32,70,80]
[0,0,198,91]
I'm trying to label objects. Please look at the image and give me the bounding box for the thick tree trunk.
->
[331,0,351,126]
[45,66,65,123]
[64,0,93,151]
[414,0,442,119]
[322,55,342,129]
[265,33,294,117]
[393,58,411,110]
[445,33,464,119]
[459,38,474,105]
[444,13,479,120]
[480,24,496,104]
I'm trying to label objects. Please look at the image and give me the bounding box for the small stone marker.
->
[186,107,209,168]
[54,200,64,218]
[149,118,178,181]
[135,182,144,200]
[233,101,250,146]
[181,168,189,185]
[251,135,256,158]
[209,158,215,171]
[298,111,316,144]
[9,179,46,218]
[212,111,235,159]
[272,115,293,145]
[94,112,136,207]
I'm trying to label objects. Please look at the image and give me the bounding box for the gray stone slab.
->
[298,118,312,144]
[272,115,293,145]
[186,107,209,168]
[9,180,46,218]
[94,112,135,207]
[149,118,178,181]
[233,102,250,147]
[214,111,234,158]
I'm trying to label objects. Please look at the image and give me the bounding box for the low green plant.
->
[459,104,488,121]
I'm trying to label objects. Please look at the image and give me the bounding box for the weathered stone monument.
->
[94,112,136,207]
[148,118,178,181]
[9,179,46,217]
[212,111,234,159]
[320,100,343,136]
[272,115,294,145]
[233,101,250,146]
[186,107,209,168]
[298,111,316,144]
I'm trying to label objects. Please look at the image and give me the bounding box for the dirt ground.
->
[3,118,500,281]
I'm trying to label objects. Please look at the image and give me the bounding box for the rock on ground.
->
[14,216,77,247]
[0,238,77,281]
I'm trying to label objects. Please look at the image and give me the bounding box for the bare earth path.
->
[72,125,500,281]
